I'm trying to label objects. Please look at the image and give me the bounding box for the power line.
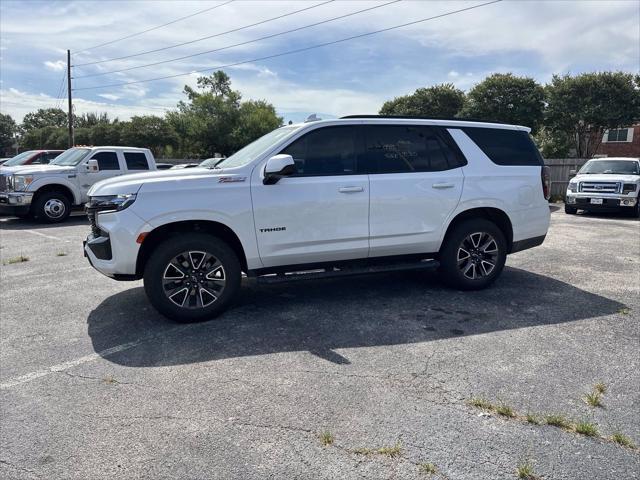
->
[74,0,401,79]
[73,0,235,55]
[74,0,334,67]
[74,0,502,92]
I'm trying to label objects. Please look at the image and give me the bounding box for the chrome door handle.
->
[339,186,364,193]
[432,183,455,189]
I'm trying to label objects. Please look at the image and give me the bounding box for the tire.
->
[564,204,577,214]
[438,218,507,291]
[633,196,640,218]
[143,233,241,322]
[32,190,71,223]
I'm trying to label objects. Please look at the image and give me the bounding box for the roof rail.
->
[339,114,514,125]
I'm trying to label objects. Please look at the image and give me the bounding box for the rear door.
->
[365,124,465,256]
[251,125,370,267]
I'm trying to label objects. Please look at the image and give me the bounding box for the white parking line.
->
[22,229,69,242]
[0,327,184,390]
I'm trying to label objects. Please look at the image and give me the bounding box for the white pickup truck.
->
[0,146,156,222]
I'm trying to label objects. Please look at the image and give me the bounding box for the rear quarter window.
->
[124,152,150,170]
[462,127,543,166]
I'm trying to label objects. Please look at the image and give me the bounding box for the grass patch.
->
[319,431,334,446]
[56,251,68,257]
[103,375,118,385]
[353,444,402,458]
[3,255,29,265]
[618,307,631,315]
[517,460,539,479]
[611,432,636,449]
[574,421,598,437]
[469,397,493,410]
[418,462,438,475]
[594,382,607,394]
[545,414,572,429]
[583,391,603,407]
[526,413,541,425]
[496,404,516,418]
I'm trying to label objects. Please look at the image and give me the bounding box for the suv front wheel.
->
[143,233,241,322]
[439,219,507,290]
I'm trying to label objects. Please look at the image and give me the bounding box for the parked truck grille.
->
[579,182,621,193]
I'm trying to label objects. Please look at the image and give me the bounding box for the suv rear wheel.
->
[564,204,577,214]
[143,233,241,322]
[33,190,71,223]
[439,218,507,290]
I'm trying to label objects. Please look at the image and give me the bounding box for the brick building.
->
[595,124,640,157]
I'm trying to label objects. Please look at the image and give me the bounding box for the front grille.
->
[579,182,620,193]
[85,201,113,237]
[0,176,7,193]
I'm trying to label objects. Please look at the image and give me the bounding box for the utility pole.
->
[67,49,74,147]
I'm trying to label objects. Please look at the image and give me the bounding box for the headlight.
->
[90,194,137,212]
[11,175,34,191]
[568,181,578,193]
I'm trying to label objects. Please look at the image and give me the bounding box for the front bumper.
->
[83,207,151,279]
[565,194,637,210]
[0,192,33,216]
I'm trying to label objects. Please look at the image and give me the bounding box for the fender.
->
[28,177,81,205]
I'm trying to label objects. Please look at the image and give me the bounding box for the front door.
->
[251,125,370,268]
[77,150,124,203]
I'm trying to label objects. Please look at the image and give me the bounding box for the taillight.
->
[541,166,551,200]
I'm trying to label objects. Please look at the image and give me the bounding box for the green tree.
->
[20,126,67,149]
[462,73,545,132]
[545,72,640,158]
[120,116,178,157]
[380,83,465,117]
[21,108,67,132]
[0,113,17,152]
[75,112,112,128]
[171,70,281,157]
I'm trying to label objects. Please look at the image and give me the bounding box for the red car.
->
[0,150,64,167]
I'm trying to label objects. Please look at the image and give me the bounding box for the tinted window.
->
[31,153,47,165]
[462,128,543,166]
[91,151,120,170]
[124,152,149,170]
[364,125,464,173]
[280,126,357,176]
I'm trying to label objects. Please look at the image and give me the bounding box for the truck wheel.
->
[33,191,71,223]
[564,204,577,214]
[143,233,241,323]
[438,218,507,290]
[633,197,640,218]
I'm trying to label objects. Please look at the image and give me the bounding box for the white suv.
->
[565,157,640,217]
[84,117,551,322]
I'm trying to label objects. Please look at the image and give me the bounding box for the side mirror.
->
[263,154,296,185]
[86,159,99,173]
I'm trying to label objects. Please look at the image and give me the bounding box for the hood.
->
[572,173,640,183]
[0,164,75,175]
[88,167,238,196]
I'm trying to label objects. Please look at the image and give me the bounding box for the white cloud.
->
[448,70,459,78]
[97,93,120,101]
[44,60,65,71]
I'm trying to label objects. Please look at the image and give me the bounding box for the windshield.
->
[215,126,299,169]
[50,148,91,166]
[3,151,37,166]
[579,160,640,175]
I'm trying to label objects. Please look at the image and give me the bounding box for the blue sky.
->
[1,0,638,123]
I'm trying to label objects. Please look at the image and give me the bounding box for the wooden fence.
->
[544,158,588,198]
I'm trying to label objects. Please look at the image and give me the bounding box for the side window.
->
[31,153,47,165]
[46,152,62,163]
[279,126,357,176]
[462,127,543,166]
[124,152,149,170]
[91,151,120,170]
[364,125,464,173]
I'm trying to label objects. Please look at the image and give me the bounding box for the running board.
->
[256,259,439,284]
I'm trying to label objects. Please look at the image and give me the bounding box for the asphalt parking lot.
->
[1,207,638,480]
